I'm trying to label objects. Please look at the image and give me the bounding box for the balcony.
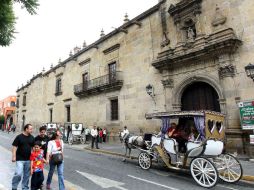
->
[74,71,123,97]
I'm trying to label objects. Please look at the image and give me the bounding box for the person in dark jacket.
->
[35,125,49,159]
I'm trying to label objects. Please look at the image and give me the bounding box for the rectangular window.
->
[22,95,26,106]
[82,73,88,89]
[108,62,116,83]
[66,106,71,122]
[49,108,53,123]
[110,99,118,120]
[10,101,15,107]
[55,78,62,95]
[16,99,19,108]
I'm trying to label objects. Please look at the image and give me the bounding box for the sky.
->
[0,0,158,100]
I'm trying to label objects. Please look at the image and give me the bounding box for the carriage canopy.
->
[145,110,225,140]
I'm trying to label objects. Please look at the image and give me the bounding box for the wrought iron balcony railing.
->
[74,71,123,97]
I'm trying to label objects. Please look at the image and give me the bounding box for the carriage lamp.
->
[245,63,254,81]
[146,84,156,105]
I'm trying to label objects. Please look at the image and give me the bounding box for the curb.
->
[242,175,254,182]
[84,147,133,158]
[84,147,254,183]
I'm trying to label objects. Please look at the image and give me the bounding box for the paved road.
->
[0,131,253,190]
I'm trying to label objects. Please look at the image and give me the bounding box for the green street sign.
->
[238,101,254,130]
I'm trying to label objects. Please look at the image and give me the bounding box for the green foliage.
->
[0,115,5,124]
[14,0,39,15]
[0,0,39,46]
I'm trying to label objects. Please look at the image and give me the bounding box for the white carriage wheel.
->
[190,157,218,188]
[138,152,151,170]
[68,134,73,145]
[214,154,242,183]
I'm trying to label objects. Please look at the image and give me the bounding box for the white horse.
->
[121,132,144,161]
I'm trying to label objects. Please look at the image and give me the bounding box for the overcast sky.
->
[0,0,157,100]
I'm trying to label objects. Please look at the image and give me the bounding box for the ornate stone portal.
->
[153,0,244,154]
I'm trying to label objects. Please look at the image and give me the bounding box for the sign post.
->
[238,101,254,151]
[238,101,254,130]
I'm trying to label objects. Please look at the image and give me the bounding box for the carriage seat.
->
[151,135,161,147]
[186,141,202,151]
[203,139,224,156]
[163,138,179,154]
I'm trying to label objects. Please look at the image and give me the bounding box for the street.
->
[0,131,253,190]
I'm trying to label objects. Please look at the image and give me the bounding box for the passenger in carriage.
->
[167,123,177,137]
[170,124,190,153]
[188,126,198,142]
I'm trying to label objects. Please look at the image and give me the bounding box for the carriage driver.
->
[122,126,130,142]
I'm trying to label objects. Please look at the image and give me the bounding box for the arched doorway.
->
[181,82,220,112]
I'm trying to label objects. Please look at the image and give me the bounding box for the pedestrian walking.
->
[99,128,103,143]
[7,124,11,134]
[103,128,107,143]
[35,125,49,159]
[30,141,46,190]
[91,126,99,149]
[46,129,65,190]
[66,125,71,142]
[11,124,16,133]
[11,124,35,190]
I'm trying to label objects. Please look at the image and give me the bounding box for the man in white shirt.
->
[91,126,99,149]
[122,126,129,141]
[84,127,90,143]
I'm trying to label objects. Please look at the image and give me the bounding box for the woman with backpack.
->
[46,129,65,190]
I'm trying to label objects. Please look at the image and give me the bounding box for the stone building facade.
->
[16,0,254,155]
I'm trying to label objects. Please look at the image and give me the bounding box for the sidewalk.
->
[80,141,254,183]
[0,145,59,190]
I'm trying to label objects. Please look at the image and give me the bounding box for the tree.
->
[0,0,39,46]
[0,115,5,124]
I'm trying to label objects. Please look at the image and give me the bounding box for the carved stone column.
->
[161,77,174,112]
[218,54,239,130]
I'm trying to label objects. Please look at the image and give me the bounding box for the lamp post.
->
[245,63,254,81]
[146,84,156,106]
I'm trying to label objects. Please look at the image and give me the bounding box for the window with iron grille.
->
[108,62,116,83]
[49,108,53,123]
[22,95,26,106]
[66,106,71,122]
[110,99,118,120]
[16,99,19,108]
[55,78,62,95]
[82,73,88,89]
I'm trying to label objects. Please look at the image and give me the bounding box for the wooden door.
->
[181,82,220,112]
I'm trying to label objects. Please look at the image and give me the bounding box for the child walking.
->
[30,141,46,190]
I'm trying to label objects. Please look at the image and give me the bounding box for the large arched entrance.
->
[181,82,220,112]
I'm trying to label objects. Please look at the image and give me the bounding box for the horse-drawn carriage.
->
[64,123,85,145]
[135,111,242,188]
[46,123,58,138]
